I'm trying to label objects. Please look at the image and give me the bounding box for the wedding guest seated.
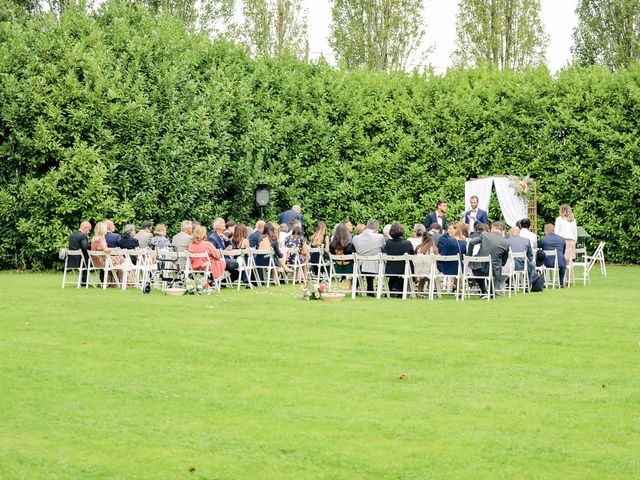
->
[285,226,309,280]
[384,223,415,297]
[134,220,153,248]
[224,220,236,240]
[466,222,510,296]
[249,220,265,248]
[255,223,291,279]
[410,224,426,250]
[428,223,443,246]
[91,221,124,284]
[437,222,465,284]
[355,223,366,236]
[68,221,92,286]
[352,219,385,296]
[507,226,536,285]
[539,223,567,287]
[383,224,392,239]
[172,220,193,253]
[231,223,250,249]
[105,220,121,248]
[187,226,225,279]
[208,218,239,277]
[150,224,172,250]
[330,223,356,289]
[309,220,330,277]
[415,232,439,292]
[119,224,140,264]
[519,218,538,249]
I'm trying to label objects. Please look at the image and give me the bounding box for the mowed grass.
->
[1,268,639,480]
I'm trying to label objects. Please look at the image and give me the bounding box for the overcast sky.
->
[304,0,579,73]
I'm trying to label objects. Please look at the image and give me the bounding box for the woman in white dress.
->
[555,204,578,283]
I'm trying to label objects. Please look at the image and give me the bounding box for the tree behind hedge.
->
[0,2,638,268]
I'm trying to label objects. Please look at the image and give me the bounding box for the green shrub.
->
[0,2,638,268]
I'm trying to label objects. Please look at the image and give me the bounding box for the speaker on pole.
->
[255,184,270,207]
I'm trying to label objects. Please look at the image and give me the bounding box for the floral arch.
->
[464,176,537,232]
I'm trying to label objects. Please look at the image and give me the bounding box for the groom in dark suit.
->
[465,195,489,232]
[68,221,92,285]
[423,200,448,231]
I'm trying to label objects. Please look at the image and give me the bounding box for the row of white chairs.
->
[534,241,606,289]
[325,251,528,301]
[61,242,606,299]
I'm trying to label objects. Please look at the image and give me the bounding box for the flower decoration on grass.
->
[513,175,535,203]
[301,282,327,300]
[185,276,213,295]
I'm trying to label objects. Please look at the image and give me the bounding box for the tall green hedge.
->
[1,2,638,269]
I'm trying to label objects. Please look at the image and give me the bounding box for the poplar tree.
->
[453,0,548,71]
[572,0,640,70]
[329,0,426,71]
[238,0,308,59]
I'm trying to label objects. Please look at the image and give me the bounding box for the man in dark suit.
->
[423,200,448,231]
[507,226,536,286]
[209,217,239,278]
[539,223,567,287]
[465,195,489,232]
[249,220,265,248]
[105,220,121,248]
[467,222,510,296]
[68,221,92,285]
[278,205,303,230]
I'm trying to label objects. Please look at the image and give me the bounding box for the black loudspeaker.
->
[255,184,270,207]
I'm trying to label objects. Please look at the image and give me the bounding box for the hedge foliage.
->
[1,2,639,268]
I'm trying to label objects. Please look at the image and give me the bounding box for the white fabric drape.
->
[493,177,527,228]
[464,178,493,212]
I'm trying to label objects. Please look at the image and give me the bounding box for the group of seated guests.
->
[68,202,578,294]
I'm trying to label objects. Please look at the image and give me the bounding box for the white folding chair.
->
[61,249,86,288]
[252,248,280,288]
[185,251,218,293]
[408,254,439,300]
[105,249,128,290]
[433,254,462,301]
[378,254,413,299]
[352,254,382,298]
[577,247,602,286]
[540,249,560,289]
[328,253,356,293]
[286,246,307,285]
[570,247,587,287]
[123,248,151,290]
[462,256,494,301]
[86,250,108,288]
[508,251,529,295]
[307,245,329,282]
[587,241,607,276]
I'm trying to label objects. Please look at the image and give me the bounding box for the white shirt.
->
[519,228,538,249]
[555,217,578,242]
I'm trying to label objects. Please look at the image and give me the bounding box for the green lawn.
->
[1,268,639,479]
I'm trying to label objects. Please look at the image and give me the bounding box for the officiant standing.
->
[464,195,488,233]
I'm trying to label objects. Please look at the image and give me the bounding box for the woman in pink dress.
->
[187,226,226,279]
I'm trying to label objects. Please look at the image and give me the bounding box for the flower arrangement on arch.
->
[513,175,535,203]
[301,282,327,300]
